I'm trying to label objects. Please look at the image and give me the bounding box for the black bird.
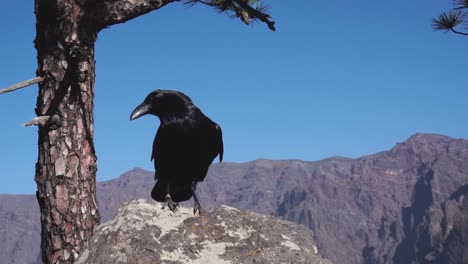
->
[130,90,223,214]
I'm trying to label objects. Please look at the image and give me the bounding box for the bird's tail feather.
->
[151,180,193,203]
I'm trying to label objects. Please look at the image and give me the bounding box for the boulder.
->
[76,199,330,264]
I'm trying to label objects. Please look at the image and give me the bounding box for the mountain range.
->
[1,133,467,264]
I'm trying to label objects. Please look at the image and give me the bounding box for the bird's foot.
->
[162,195,179,213]
[193,201,204,216]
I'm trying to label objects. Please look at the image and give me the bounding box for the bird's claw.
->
[193,201,204,216]
[162,195,179,212]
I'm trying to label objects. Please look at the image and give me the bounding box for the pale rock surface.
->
[76,199,331,264]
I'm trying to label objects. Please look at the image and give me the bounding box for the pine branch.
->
[87,0,179,29]
[432,10,468,35]
[0,77,44,94]
[186,0,275,31]
[433,2,468,36]
[453,0,468,10]
[22,114,61,127]
[233,0,275,31]
[451,28,468,35]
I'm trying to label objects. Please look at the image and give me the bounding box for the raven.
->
[130,90,223,214]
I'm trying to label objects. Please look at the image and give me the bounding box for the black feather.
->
[131,90,224,203]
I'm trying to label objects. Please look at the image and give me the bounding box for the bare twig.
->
[22,114,60,127]
[0,76,44,94]
[451,28,468,35]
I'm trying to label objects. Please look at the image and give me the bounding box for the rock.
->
[76,199,330,264]
[400,184,468,264]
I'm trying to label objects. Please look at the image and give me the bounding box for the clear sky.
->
[0,1,467,194]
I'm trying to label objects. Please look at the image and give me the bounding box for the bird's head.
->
[130,90,193,121]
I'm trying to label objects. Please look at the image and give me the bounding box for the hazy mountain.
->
[1,133,467,263]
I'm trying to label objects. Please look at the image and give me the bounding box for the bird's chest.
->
[153,123,204,159]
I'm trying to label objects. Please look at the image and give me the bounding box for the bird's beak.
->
[130,102,151,120]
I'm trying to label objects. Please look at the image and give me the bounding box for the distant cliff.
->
[1,133,467,264]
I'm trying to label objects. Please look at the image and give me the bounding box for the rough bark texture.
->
[33,0,176,263]
[34,0,100,262]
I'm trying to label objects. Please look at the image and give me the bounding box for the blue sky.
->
[0,1,467,194]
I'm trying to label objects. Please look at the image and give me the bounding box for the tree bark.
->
[33,0,176,263]
[34,1,100,263]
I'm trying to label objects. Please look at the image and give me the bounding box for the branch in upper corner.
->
[453,0,468,10]
[233,0,275,31]
[22,114,61,128]
[450,28,468,35]
[432,8,468,36]
[185,0,276,31]
[0,76,44,94]
[87,0,179,30]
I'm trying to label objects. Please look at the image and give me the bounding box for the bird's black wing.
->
[215,123,224,163]
[190,117,224,181]
[150,113,223,200]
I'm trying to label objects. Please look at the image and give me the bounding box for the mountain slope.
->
[0,133,467,264]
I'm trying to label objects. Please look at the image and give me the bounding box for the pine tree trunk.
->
[34,0,100,263]
[31,0,262,262]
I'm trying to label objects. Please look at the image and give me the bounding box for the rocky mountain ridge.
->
[1,133,467,263]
